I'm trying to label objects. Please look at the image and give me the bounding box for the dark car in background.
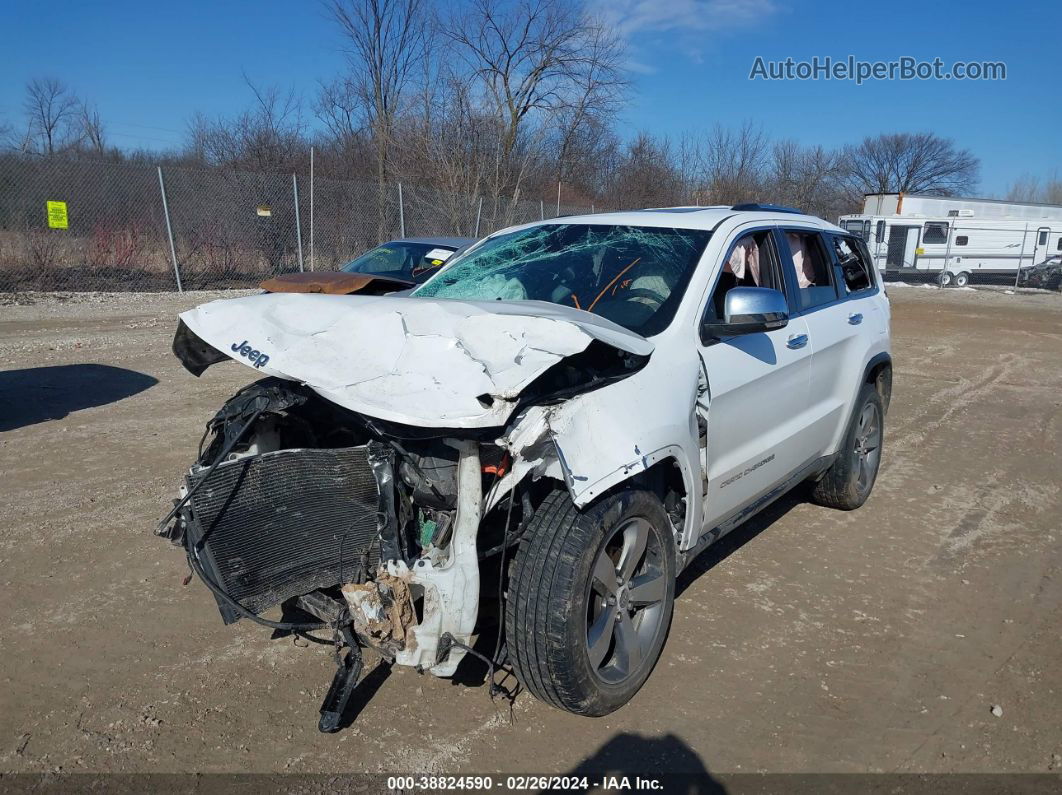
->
[259,237,476,296]
[1018,255,1062,291]
[340,237,474,284]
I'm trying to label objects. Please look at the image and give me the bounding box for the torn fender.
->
[498,347,704,547]
[175,292,653,429]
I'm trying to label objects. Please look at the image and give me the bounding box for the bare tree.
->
[768,140,848,218]
[184,112,212,164]
[241,78,306,170]
[23,78,80,154]
[186,78,305,172]
[78,101,107,154]
[442,0,627,212]
[0,121,15,152]
[682,122,769,205]
[1005,172,1062,205]
[327,0,430,239]
[315,77,363,145]
[604,132,683,210]
[842,132,979,198]
[398,75,500,232]
[548,113,618,204]
[1038,178,1062,205]
[551,21,627,185]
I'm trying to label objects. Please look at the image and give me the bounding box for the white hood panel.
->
[178,293,652,428]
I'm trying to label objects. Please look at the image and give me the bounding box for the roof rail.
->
[730,203,803,214]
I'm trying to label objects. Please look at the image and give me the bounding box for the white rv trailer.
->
[838,193,1062,286]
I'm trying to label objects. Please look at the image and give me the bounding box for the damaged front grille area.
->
[159,375,485,731]
[185,446,380,624]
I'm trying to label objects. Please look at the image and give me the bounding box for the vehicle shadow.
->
[333,659,394,731]
[564,732,725,791]
[0,364,158,432]
[677,488,807,598]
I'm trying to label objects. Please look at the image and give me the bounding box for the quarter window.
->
[783,230,838,310]
[923,222,949,244]
[955,236,969,246]
[831,235,874,294]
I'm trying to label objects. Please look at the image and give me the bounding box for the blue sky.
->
[2,0,1059,195]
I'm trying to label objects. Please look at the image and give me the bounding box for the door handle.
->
[848,313,863,325]
[786,333,808,349]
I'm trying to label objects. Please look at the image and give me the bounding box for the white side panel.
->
[698,319,816,528]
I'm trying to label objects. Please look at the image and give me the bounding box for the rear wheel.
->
[939,271,953,287]
[505,489,675,716]
[811,384,884,510]
[954,271,970,288]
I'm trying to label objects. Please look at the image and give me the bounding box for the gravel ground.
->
[0,286,1060,776]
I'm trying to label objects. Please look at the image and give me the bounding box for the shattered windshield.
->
[412,224,711,336]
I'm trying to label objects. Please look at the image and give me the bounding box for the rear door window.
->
[780,229,839,311]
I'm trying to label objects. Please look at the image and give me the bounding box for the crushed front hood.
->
[176,292,653,428]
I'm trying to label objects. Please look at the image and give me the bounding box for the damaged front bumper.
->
[164,427,483,680]
[161,409,487,729]
[159,293,658,729]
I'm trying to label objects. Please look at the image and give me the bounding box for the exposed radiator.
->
[185,446,380,624]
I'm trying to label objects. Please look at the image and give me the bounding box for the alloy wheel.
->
[853,402,882,494]
[585,517,668,684]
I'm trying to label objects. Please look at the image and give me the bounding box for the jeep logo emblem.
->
[231,340,271,369]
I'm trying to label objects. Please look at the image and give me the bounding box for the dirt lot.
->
[1,286,1060,776]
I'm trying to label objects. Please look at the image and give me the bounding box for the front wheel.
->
[939,271,953,287]
[505,489,676,716]
[954,271,970,288]
[811,383,884,510]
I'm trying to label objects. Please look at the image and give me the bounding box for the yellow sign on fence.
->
[46,200,68,229]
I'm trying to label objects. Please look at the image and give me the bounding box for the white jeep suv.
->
[161,204,891,728]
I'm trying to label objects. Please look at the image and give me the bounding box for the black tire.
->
[954,271,970,288]
[505,489,676,716]
[811,383,885,510]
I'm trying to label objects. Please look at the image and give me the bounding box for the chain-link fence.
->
[0,156,172,291]
[7,154,1057,295]
[0,154,595,292]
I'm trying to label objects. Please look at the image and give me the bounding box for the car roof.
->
[391,237,475,247]
[539,206,842,233]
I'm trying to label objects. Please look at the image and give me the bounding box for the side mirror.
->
[702,286,789,341]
